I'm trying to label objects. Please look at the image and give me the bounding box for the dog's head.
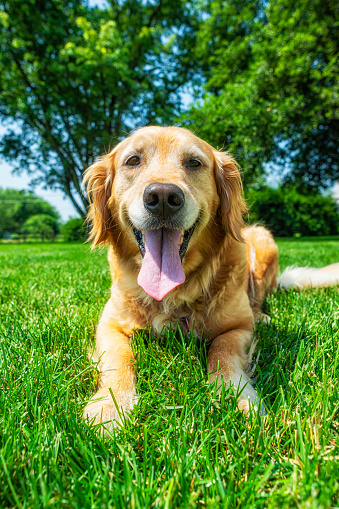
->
[84,126,246,300]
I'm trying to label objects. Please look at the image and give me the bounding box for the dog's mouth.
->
[133,219,198,260]
[132,219,199,301]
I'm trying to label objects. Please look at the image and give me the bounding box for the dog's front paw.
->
[237,384,267,416]
[83,386,137,433]
[254,312,271,324]
[211,373,266,417]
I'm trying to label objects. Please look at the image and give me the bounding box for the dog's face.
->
[115,126,214,235]
[84,126,246,300]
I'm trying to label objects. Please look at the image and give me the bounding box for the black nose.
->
[143,183,185,218]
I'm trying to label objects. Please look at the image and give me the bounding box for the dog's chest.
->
[150,304,205,338]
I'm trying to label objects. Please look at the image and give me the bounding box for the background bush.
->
[61,218,87,242]
[23,214,60,242]
[247,186,339,237]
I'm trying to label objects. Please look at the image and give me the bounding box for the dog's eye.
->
[187,159,202,168]
[126,155,141,166]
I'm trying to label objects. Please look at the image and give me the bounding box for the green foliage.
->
[0,242,338,506]
[1,0,337,202]
[61,217,86,242]
[247,186,339,236]
[0,188,59,237]
[0,0,199,215]
[185,0,338,189]
[23,214,60,241]
[1,0,336,200]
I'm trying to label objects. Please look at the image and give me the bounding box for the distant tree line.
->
[1,185,337,241]
[0,188,86,242]
[0,188,60,241]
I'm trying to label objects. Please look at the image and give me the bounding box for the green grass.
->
[0,239,338,508]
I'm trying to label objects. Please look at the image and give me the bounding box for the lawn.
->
[0,239,338,508]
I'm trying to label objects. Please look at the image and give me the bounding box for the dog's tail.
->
[278,262,339,289]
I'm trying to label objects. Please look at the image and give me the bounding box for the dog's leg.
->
[244,226,279,322]
[207,329,264,414]
[83,307,136,432]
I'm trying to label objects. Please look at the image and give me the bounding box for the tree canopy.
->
[186,0,338,190]
[0,0,337,210]
[0,0,198,215]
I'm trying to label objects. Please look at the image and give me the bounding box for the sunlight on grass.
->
[0,241,338,507]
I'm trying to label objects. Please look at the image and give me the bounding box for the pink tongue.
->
[137,229,185,301]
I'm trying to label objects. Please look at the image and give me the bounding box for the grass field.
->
[0,239,338,508]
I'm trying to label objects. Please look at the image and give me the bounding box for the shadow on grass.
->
[254,285,339,412]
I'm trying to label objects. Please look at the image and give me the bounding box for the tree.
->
[22,214,60,242]
[0,0,199,216]
[0,188,60,237]
[61,217,86,242]
[185,0,338,190]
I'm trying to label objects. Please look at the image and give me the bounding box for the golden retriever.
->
[82,126,338,430]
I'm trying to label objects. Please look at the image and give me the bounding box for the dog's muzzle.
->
[143,183,185,219]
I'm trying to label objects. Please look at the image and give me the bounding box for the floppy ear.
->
[83,153,115,248]
[214,150,247,242]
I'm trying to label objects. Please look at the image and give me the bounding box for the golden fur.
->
[244,226,279,323]
[83,126,279,430]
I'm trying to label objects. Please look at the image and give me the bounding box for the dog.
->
[82,126,339,430]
